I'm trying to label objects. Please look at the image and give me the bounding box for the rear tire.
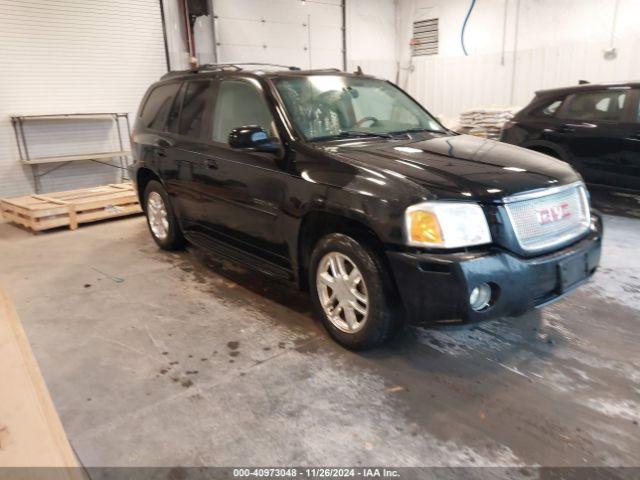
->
[143,180,185,250]
[309,233,398,350]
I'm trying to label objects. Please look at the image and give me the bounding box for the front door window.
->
[211,80,276,144]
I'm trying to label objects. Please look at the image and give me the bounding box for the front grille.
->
[503,182,590,253]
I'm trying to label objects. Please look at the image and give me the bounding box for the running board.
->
[185,231,294,282]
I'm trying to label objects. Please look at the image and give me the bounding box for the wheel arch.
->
[296,209,394,294]
[136,167,163,210]
[523,141,568,161]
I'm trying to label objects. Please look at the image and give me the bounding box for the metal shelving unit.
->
[10,113,132,193]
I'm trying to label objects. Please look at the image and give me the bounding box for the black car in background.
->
[500,82,640,192]
[131,65,602,350]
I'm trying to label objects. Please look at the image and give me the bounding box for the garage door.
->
[213,0,345,70]
[0,0,168,198]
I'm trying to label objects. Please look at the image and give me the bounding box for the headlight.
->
[405,202,492,248]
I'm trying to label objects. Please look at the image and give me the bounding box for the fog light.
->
[470,283,492,311]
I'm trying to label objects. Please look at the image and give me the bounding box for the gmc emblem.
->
[537,202,572,225]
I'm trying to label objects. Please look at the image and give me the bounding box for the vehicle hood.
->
[319,133,580,202]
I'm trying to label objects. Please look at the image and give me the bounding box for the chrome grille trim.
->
[503,181,591,253]
[502,181,584,203]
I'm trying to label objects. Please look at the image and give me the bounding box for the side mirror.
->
[228,126,280,153]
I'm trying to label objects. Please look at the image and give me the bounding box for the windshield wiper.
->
[336,130,394,139]
[388,127,446,135]
[310,131,392,142]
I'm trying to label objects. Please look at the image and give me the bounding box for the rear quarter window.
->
[139,82,181,131]
[530,98,563,118]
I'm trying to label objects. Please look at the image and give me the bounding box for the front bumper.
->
[387,215,603,324]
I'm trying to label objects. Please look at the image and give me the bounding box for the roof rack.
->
[207,62,301,71]
[160,62,301,80]
[305,68,343,73]
[160,64,235,80]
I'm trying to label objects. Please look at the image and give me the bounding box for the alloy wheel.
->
[316,252,369,333]
[147,191,169,240]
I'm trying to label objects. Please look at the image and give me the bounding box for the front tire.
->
[144,180,185,250]
[309,233,398,350]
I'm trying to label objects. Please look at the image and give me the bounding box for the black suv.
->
[131,65,602,350]
[501,82,640,192]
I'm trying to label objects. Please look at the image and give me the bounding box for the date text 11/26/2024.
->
[233,468,400,478]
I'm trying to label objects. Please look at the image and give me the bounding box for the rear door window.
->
[178,80,212,140]
[166,83,185,133]
[139,83,181,131]
[559,90,628,122]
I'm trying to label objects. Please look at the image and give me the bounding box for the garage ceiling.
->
[213,0,345,70]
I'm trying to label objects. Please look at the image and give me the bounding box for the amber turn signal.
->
[409,210,443,244]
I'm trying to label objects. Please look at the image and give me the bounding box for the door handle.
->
[156,149,167,158]
[204,158,218,169]
[555,124,576,133]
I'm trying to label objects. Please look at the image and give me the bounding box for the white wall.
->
[8,0,633,197]
[346,0,397,80]
[396,0,640,123]
[0,0,168,198]
[0,0,396,198]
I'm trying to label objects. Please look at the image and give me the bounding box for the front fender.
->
[322,185,406,245]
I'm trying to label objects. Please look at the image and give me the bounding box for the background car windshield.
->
[274,76,445,140]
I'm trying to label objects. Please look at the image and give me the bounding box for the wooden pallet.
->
[0,183,142,232]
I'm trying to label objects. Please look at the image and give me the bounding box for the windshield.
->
[272,75,445,140]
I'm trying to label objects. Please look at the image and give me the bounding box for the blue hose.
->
[461,0,477,56]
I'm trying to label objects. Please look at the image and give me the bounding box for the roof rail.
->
[160,62,302,80]
[208,62,301,71]
[197,63,242,71]
[304,68,343,73]
[160,64,238,80]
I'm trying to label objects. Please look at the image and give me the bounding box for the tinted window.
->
[532,98,562,117]
[211,80,275,143]
[559,90,627,122]
[179,80,211,138]
[139,83,180,130]
[166,83,185,133]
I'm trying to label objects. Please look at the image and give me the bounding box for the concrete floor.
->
[0,208,639,468]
